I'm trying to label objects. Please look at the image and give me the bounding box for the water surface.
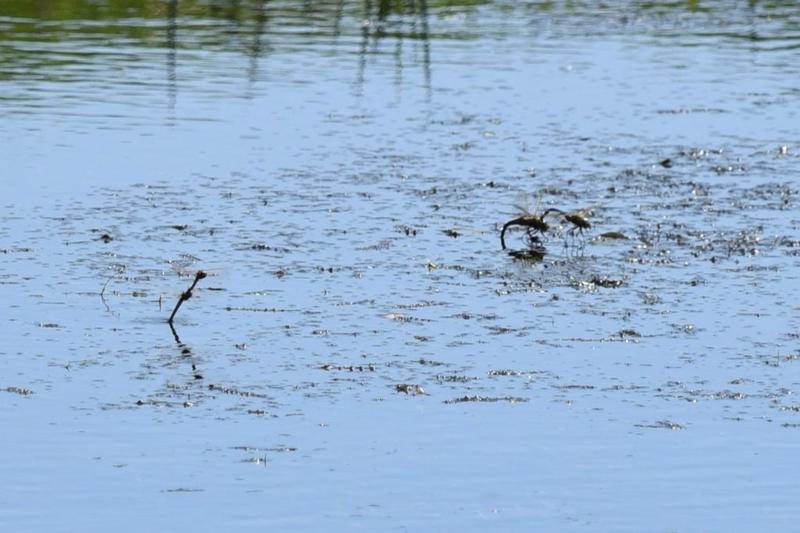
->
[1,1,799,531]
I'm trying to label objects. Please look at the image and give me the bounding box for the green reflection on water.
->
[0,0,485,21]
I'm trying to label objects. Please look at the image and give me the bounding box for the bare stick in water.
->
[167,270,207,325]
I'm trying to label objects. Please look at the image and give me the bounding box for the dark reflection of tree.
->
[333,0,346,37]
[355,0,372,96]
[418,0,431,100]
[166,0,177,122]
[355,0,431,99]
[246,0,270,91]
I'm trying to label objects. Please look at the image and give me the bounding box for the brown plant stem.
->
[167,270,207,325]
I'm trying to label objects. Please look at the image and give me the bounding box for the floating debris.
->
[589,275,624,289]
[4,386,34,396]
[383,313,431,324]
[444,395,528,404]
[639,292,661,305]
[207,383,268,398]
[395,384,426,395]
[672,323,696,335]
[360,240,393,251]
[319,363,376,372]
[617,329,641,339]
[435,374,478,383]
[225,306,290,313]
[396,225,419,236]
[573,275,625,290]
[599,231,628,240]
[713,390,746,400]
[635,420,684,430]
[487,369,525,377]
[508,247,547,262]
[394,300,447,310]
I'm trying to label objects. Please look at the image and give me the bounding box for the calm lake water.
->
[2,1,799,531]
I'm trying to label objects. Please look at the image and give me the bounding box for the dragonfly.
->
[548,208,593,243]
[500,194,561,250]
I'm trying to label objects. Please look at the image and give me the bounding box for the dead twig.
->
[167,271,207,325]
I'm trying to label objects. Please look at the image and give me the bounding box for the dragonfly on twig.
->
[500,195,561,250]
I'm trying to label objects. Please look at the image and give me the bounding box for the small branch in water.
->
[167,270,207,325]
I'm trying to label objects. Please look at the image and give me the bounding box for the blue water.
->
[1,2,799,531]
